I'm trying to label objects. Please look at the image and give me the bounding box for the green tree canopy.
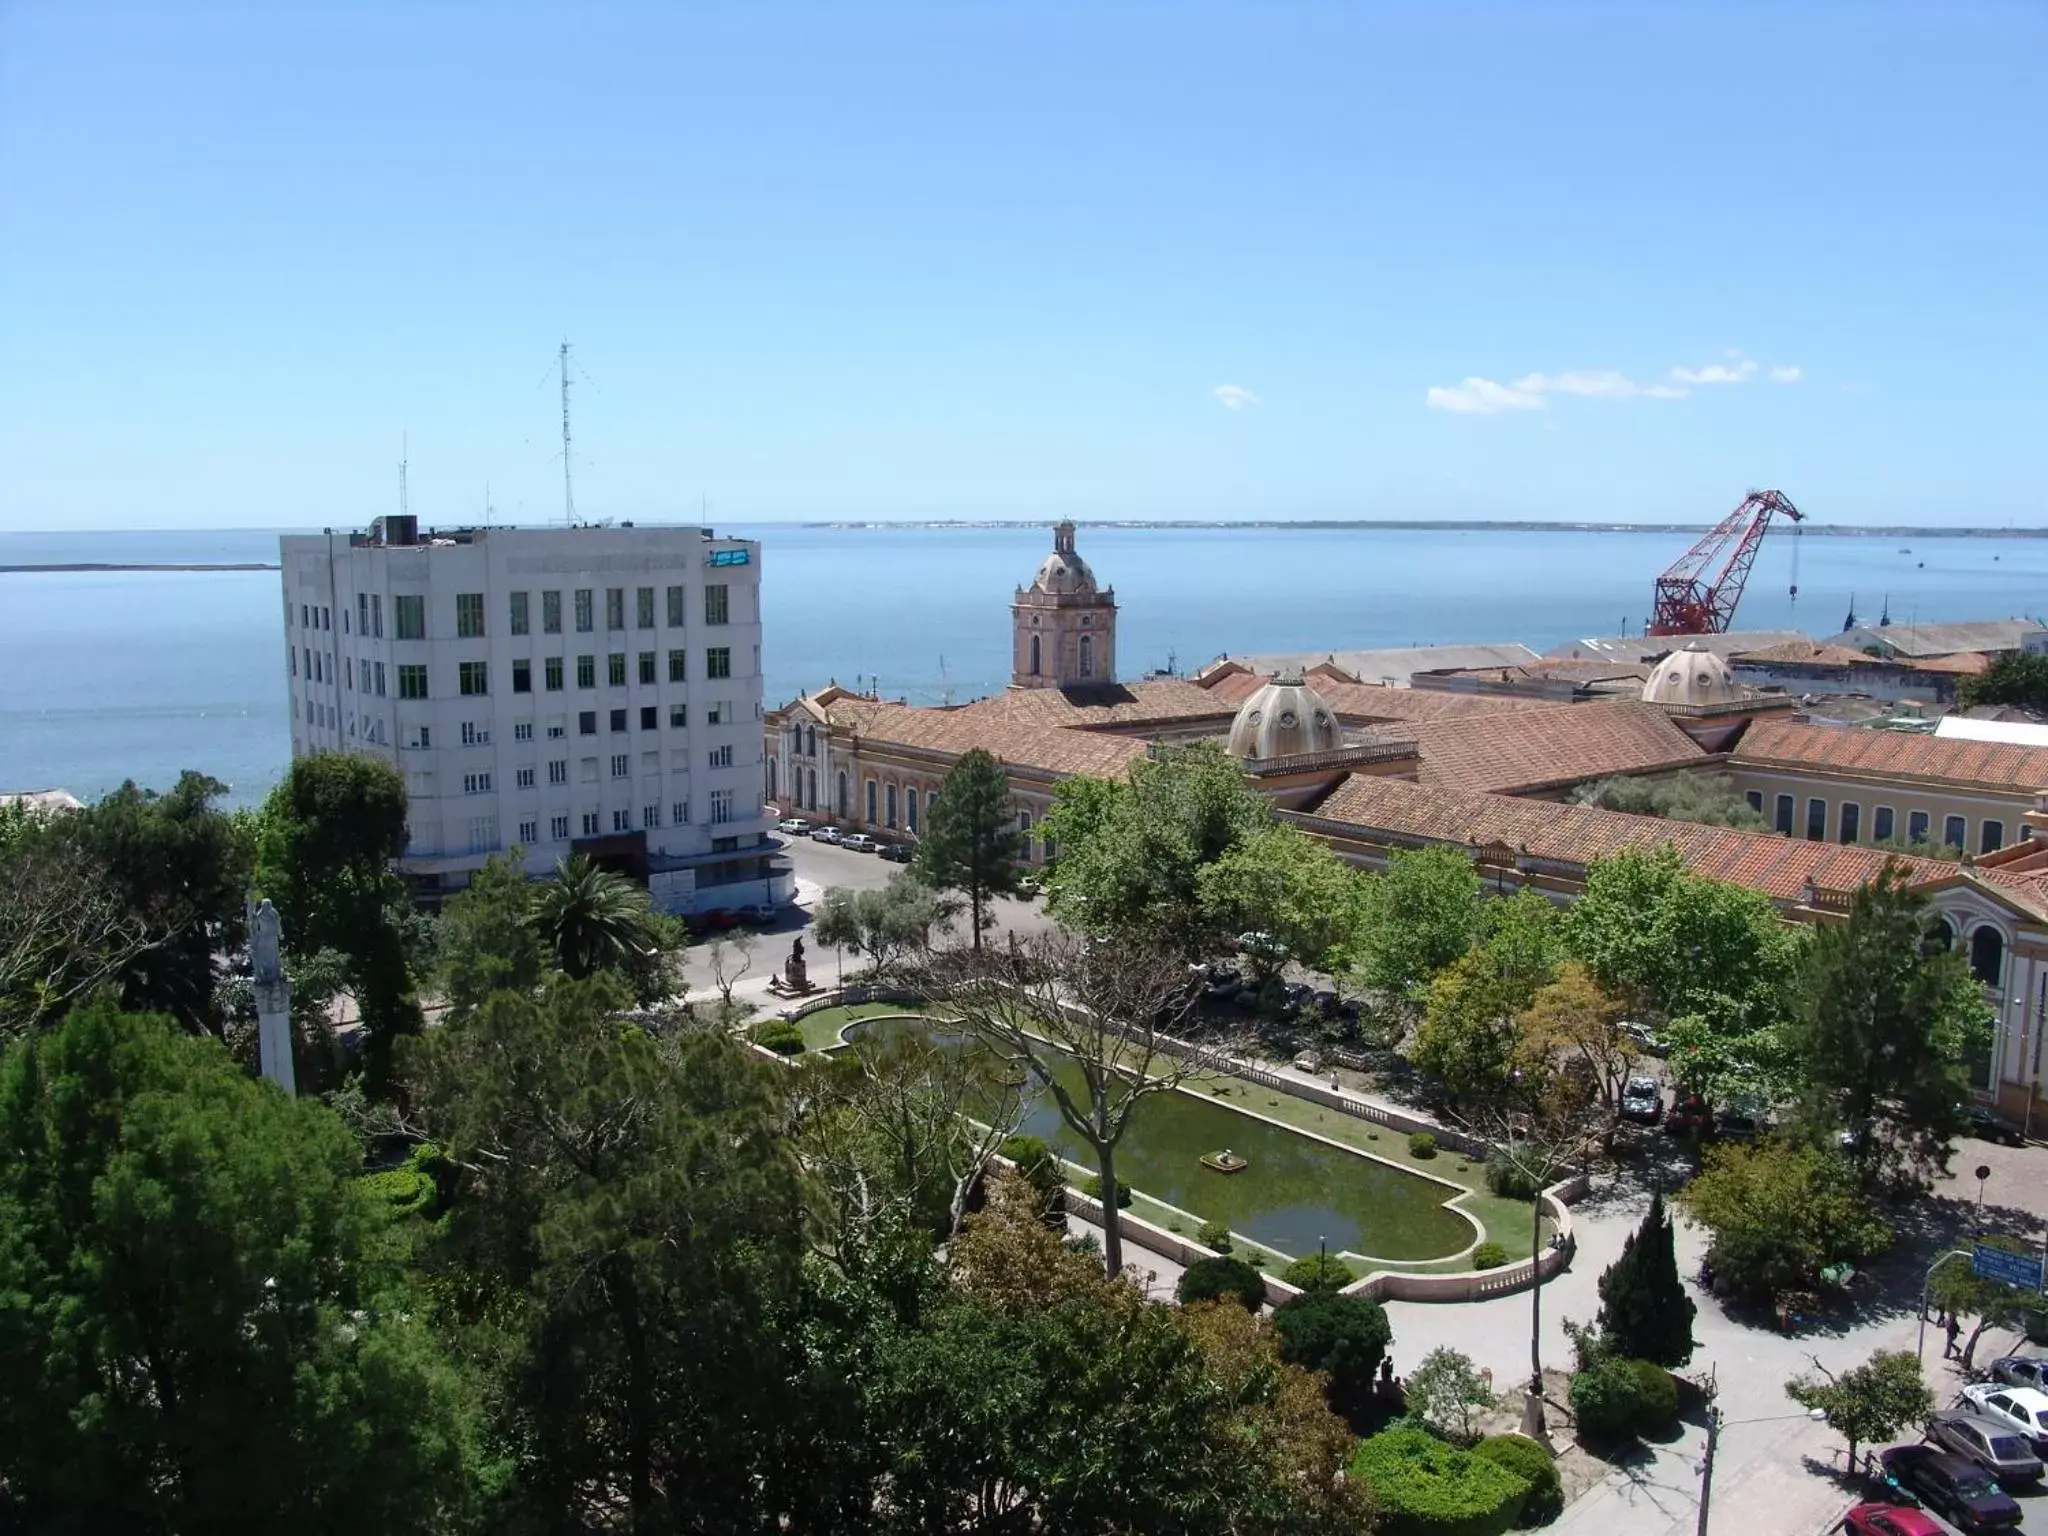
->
[1957,650,2048,712]
[1196,821,1360,976]
[1571,771,1767,829]
[0,999,486,1534]
[434,850,546,1018]
[1271,1290,1394,1423]
[1677,1138,1893,1302]
[528,852,671,995]
[1348,845,1483,1004]
[1595,1191,1697,1367]
[1786,1349,1934,1466]
[811,872,948,974]
[912,748,1023,950]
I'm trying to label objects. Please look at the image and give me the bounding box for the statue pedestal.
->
[781,953,813,994]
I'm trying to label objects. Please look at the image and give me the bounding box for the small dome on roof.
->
[1227,674,1344,761]
[1030,520,1097,595]
[1641,641,1745,707]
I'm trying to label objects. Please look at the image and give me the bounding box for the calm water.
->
[2,524,2041,805]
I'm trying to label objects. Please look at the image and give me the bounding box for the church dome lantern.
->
[1641,641,1745,708]
[1226,674,1344,761]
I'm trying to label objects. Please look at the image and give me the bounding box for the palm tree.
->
[529,854,661,980]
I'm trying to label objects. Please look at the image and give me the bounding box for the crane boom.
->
[1648,489,1803,635]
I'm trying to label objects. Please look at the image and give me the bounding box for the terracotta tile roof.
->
[834,702,1153,780]
[1389,699,1710,795]
[1302,774,1953,901]
[1909,651,1992,676]
[1732,718,2048,791]
[1310,680,1556,724]
[1731,640,1885,667]
[1200,670,1266,703]
[954,679,1236,730]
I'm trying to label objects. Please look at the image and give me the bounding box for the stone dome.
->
[1226,674,1344,761]
[1641,641,1745,707]
[1030,521,1098,595]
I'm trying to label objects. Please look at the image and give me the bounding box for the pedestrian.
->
[1944,1313,1962,1360]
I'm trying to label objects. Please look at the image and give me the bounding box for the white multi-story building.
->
[280,515,786,913]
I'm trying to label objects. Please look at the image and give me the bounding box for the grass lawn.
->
[793,1001,915,1053]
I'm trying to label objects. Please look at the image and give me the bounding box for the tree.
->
[1348,845,1483,1006]
[1270,1291,1394,1422]
[811,873,949,975]
[529,852,667,985]
[434,850,546,1019]
[1347,1426,1528,1536]
[706,931,755,1010]
[912,749,1022,951]
[1519,960,1637,1112]
[1786,1349,1933,1467]
[1928,1237,2046,1371]
[1178,1256,1268,1310]
[0,999,485,1533]
[1195,821,1359,977]
[1786,863,1995,1188]
[1413,948,1532,1108]
[1595,1191,1696,1367]
[928,927,1216,1278]
[1571,771,1768,829]
[0,829,153,1041]
[1958,650,2048,712]
[1676,1139,1893,1303]
[1405,1346,1497,1442]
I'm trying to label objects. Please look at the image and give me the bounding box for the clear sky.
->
[2,2,2041,532]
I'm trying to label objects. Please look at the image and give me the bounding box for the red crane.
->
[1648,489,1803,636]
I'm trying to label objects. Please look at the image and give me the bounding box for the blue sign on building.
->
[707,548,751,567]
[1972,1244,2046,1291]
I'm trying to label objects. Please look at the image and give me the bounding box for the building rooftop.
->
[1544,630,1811,665]
[954,678,1234,731]
[1214,642,1542,688]
[1393,698,1710,796]
[834,700,1154,781]
[1732,717,2048,792]
[1731,639,1889,667]
[1826,619,2041,658]
[0,788,83,814]
[1935,716,2048,749]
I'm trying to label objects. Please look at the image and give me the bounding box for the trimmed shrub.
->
[1568,1356,1675,1443]
[1410,1131,1439,1159]
[1082,1173,1133,1209]
[1273,1291,1393,1421]
[360,1164,436,1218]
[750,1020,805,1055]
[1197,1219,1234,1254]
[1347,1425,1528,1536]
[1282,1252,1352,1292]
[1473,1435,1561,1527]
[1624,1359,1678,1431]
[1485,1155,1541,1201]
[1471,1241,1509,1271]
[1177,1256,1266,1311]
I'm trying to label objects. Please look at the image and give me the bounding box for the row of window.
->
[370,648,737,700]
[292,584,735,641]
[1753,791,2006,853]
[427,791,743,852]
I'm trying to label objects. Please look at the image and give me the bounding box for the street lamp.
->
[1916,1247,1973,1365]
[1975,1164,1993,1230]
[1697,1406,1826,1535]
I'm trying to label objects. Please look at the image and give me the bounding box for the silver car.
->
[1991,1356,2048,1393]
[1926,1407,2044,1485]
[1959,1383,2048,1455]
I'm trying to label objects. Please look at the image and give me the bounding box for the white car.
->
[1959,1383,2048,1452]
[777,817,812,835]
[810,826,843,844]
[841,834,879,853]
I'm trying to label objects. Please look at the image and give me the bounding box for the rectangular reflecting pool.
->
[845,1016,1478,1263]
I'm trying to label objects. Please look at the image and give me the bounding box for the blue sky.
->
[2,2,2041,531]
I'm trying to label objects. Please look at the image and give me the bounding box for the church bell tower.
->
[1011,520,1117,690]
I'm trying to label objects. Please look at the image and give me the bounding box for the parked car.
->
[810,826,843,844]
[1203,965,1242,998]
[1843,1507,1949,1536]
[1924,1408,2044,1486]
[1990,1356,2048,1392]
[1619,1077,1663,1124]
[777,817,812,835]
[734,903,780,927]
[1840,1504,1945,1536]
[1959,1384,2048,1455]
[877,842,912,863]
[1714,1099,1765,1140]
[1880,1445,2022,1530]
[1665,1092,1711,1136]
[1620,1021,1669,1057]
[841,834,879,853]
[1963,1104,2027,1147]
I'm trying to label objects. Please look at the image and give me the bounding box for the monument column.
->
[248,898,296,1096]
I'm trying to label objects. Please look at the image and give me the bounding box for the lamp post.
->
[1697,1406,1826,1535]
[1975,1164,1993,1230]
[1916,1247,1973,1365]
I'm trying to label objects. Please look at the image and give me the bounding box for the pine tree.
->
[912,749,1022,951]
[1595,1190,1696,1366]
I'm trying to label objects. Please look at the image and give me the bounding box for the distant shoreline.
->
[0,562,280,573]
[798,519,2048,538]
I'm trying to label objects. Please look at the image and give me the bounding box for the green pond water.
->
[845,1017,1475,1263]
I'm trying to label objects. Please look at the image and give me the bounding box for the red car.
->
[1841,1504,1945,1536]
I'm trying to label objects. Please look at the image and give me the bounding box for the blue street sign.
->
[1972,1244,2046,1291]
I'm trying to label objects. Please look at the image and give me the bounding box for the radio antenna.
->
[399,432,409,518]
[559,340,576,526]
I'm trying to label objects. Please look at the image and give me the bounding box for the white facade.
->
[280,519,784,912]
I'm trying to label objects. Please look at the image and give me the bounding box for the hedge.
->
[1410,1132,1439,1159]
[1568,1356,1676,1443]
[751,1020,805,1055]
[1485,1155,1541,1201]
[1197,1219,1234,1253]
[1471,1241,1508,1270]
[1177,1257,1266,1311]
[1472,1435,1561,1527]
[1082,1173,1133,1209]
[1347,1425,1529,1536]
[1282,1252,1352,1292]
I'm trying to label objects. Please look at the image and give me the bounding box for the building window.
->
[606,587,625,630]
[412,725,431,749]
[1029,635,1041,675]
[1944,815,1966,850]
[518,818,538,844]
[394,594,425,639]
[612,809,630,832]
[866,779,878,824]
[640,705,658,730]
[642,804,660,829]
[837,773,848,816]
[638,651,656,685]
[459,661,489,696]
[710,789,735,824]
[1909,809,1931,844]
[510,591,530,635]
[516,766,535,788]
[607,652,626,687]
[546,721,565,738]
[707,700,731,725]
[548,759,568,784]
[641,750,659,775]
[578,710,597,736]
[574,588,594,632]
[636,586,655,628]
[1983,820,2005,853]
[1805,798,1826,841]
[580,758,598,782]
[706,647,732,679]
[907,786,919,833]
[514,721,533,741]
[1744,790,1763,813]
[398,663,428,699]
[576,655,596,689]
[371,594,382,637]
[1839,802,1860,843]
[512,659,532,694]
[461,720,487,746]
[669,649,687,682]
[806,769,817,811]
[542,589,562,633]
[1774,794,1793,835]
[356,593,367,632]
[1971,926,2006,987]
[467,815,497,852]
[580,811,599,836]
[804,725,817,757]
[548,814,568,840]
[705,583,729,625]
[289,648,297,678]
[673,799,689,826]
[463,772,493,794]
[611,754,629,778]
[669,703,687,728]
[456,593,485,638]
[709,744,734,769]
[1079,635,1093,678]
[610,708,628,733]
[1874,806,1895,841]
[885,783,898,828]
[663,584,683,626]
[545,657,564,691]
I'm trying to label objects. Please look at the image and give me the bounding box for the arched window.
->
[1079,635,1093,678]
[836,772,848,817]
[885,783,898,828]
[1029,634,1041,675]
[767,757,777,800]
[1971,926,2006,988]
[1927,917,1956,953]
[906,787,919,834]
[805,725,816,756]
[807,768,817,811]
[866,779,878,825]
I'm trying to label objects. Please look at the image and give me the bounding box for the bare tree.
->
[706,933,755,1013]
[926,928,1214,1279]
[0,842,157,1041]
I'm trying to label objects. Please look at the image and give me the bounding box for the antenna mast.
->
[399,432,409,518]
[559,340,576,526]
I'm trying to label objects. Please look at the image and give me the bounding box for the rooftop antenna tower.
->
[559,340,577,527]
[399,432,409,518]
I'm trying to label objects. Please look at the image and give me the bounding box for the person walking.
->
[1944,1313,1962,1360]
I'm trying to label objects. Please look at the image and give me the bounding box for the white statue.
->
[251,899,283,985]
[247,898,295,1096]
